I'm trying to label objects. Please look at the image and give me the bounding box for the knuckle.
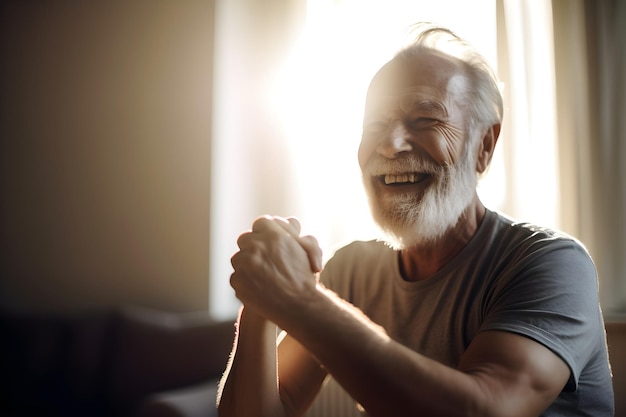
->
[286,217,301,233]
[236,232,250,249]
[230,252,240,268]
[251,215,273,232]
[229,272,238,289]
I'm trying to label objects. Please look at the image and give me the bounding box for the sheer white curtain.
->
[510,0,626,315]
[497,0,560,229]
[490,0,626,314]
[209,0,306,319]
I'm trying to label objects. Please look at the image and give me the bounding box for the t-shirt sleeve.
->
[479,236,602,391]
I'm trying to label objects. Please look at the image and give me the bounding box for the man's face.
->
[358,52,479,249]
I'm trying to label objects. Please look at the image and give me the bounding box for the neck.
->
[399,195,486,282]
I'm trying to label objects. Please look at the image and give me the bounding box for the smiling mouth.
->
[381,173,431,185]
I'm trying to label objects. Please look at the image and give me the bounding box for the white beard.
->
[363,141,478,250]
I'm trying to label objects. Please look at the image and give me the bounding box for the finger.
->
[252,215,296,237]
[298,235,323,272]
[248,215,322,272]
[230,249,245,270]
[235,230,255,249]
[286,217,301,235]
[275,218,323,273]
[268,216,300,238]
[251,215,274,233]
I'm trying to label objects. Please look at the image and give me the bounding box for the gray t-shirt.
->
[321,209,614,416]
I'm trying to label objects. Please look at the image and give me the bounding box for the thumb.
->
[282,217,322,273]
[298,235,323,273]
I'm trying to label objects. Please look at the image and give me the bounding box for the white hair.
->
[396,23,503,131]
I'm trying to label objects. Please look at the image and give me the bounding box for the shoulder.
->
[478,211,600,338]
[484,210,595,273]
[489,210,586,247]
[479,212,606,392]
[321,240,397,294]
[330,239,391,259]
[324,239,394,274]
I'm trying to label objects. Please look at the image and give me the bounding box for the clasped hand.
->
[230,216,323,324]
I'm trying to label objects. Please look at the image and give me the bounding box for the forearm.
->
[281,284,483,417]
[217,307,288,417]
[227,216,565,416]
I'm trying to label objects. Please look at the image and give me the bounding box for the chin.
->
[364,162,477,251]
[375,208,460,251]
[362,132,480,250]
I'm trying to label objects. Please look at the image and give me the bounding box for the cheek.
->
[430,125,466,165]
[358,138,374,170]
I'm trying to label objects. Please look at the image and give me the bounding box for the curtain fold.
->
[551,0,626,314]
[500,0,626,314]
[551,0,593,240]
[497,0,560,228]
[576,0,626,314]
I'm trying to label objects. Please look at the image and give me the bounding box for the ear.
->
[476,123,500,174]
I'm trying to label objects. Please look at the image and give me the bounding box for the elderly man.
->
[217,25,614,416]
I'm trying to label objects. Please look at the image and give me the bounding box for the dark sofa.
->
[0,306,235,417]
[3,305,623,417]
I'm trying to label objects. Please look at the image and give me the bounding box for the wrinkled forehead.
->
[364,52,468,116]
[364,88,449,119]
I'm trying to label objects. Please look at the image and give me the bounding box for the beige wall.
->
[0,1,214,313]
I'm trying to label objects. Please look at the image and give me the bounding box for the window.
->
[209,0,569,319]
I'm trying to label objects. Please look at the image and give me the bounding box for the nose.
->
[376,120,413,159]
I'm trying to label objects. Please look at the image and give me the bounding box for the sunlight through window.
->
[211,0,561,319]
[271,0,500,259]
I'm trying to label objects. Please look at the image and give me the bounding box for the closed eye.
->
[409,117,439,129]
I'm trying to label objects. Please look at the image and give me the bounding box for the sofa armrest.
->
[105,306,235,415]
[135,379,220,417]
[606,320,626,417]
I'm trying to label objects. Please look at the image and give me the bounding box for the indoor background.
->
[0,0,624,322]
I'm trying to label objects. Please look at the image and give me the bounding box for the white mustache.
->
[365,155,444,177]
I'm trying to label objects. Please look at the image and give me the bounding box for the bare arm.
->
[229,217,570,417]
[217,217,327,417]
[217,308,328,417]
[282,284,570,417]
[216,308,285,417]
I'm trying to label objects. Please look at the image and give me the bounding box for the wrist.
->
[277,281,328,333]
[237,307,279,344]
[240,306,270,327]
